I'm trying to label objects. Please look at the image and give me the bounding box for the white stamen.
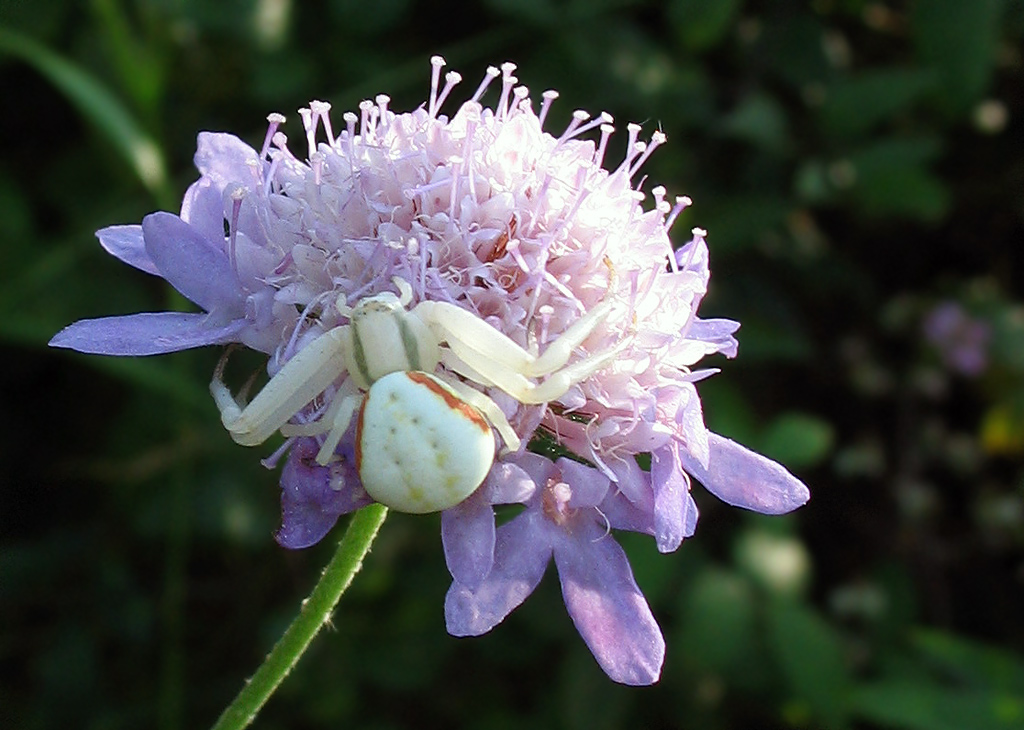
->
[342,111,358,158]
[470,66,502,103]
[595,123,614,168]
[298,107,316,159]
[538,90,559,128]
[375,95,391,135]
[310,100,333,146]
[629,131,666,178]
[556,110,591,144]
[664,195,692,232]
[261,113,286,159]
[434,71,462,115]
[510,86,530,117]
[359,100,375,141]
[497,62,517,118]
[271,132,296,161]
[428,55,446,118]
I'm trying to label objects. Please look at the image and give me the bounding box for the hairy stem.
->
[210,504,389,730]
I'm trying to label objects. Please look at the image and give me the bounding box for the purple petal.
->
[651,444,699,553]
[688,317,740,358]
[276,437,370,549]
[96,225,159,275]
[600,489,656,537]
[482,460,537,505]
[681,432,811,515]
[193,132,261,185]
[553,523,665,685]
[49,312,245,356]
[509,451,557,487]
[445,511,551,636]
[180,177,227,247]
[442,493,496,589]
[142,212,243,313]
[556,458,610,508]
[607,457,653,510]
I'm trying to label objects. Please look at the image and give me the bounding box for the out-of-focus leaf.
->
[90,0,166,116]
[0,27,170,205]
[991,305,1024,372]
[329,0,410,33]
[678,567,758,676]
[758,412,835,469]
[845,135,944,174]
[912,629,1024,693]
[852,681,1024,730]
[698,379,760,447]
[844,137,949,221]
[767,600,853,729]
[912,0,1004,115]
[699,195,793,252]
[820,68,937,139]
[852,165,949,221]
[669,0,741,52]
[757,14,832,87]
[794,159,834,204]
[722,92,789,151]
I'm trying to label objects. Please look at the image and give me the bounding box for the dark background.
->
[2,1,1023,728]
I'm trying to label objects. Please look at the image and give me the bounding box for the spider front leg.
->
[417,299,621,405]
[211,326,350,446]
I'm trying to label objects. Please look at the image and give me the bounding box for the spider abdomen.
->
[356,371,494,513]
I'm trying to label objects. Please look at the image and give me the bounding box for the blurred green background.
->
[3,1,1024,728]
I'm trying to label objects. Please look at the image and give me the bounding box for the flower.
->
[50,56,810,684]
[444,454,664,685]
[923,300,991,377]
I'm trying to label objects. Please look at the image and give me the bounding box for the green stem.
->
[210,504,389,730]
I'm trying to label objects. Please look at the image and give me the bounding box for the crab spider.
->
[210,279,620,513]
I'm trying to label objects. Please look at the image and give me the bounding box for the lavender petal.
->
[193,132,261,186]
[445,511,551,636]
[688,317,740,358]
[142,211,243,313]
[276,438,370,549]
[442,493,496,589]
[96,225,159,275]
[682,432,811,514]
[48,312,245,356]
[180,177,228,248]
[651,444,699,553]
[553,523,665,686]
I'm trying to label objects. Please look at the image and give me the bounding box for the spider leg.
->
[210,326,350,446]
[433,371,522,453]
[420,299,620,404]
[417,299,614,377]
[315,390,363,465]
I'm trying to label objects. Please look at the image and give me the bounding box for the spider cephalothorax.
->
[211,279,619,513]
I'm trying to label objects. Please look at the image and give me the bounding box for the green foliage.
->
[912,0,1005,114]
[768,599,854,729]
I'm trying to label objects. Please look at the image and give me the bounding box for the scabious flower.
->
[51,56,809,685]
[923,300,991,377]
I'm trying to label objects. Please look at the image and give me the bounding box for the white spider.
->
[210,279,619,513]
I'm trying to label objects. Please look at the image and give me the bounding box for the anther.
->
[538,90,559,128]
[261,113,286,159]
[470,66,502,103]
[434,71,463,115]
[429,55,446,117]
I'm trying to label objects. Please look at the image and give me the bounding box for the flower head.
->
[51,56,809,684]
[923,300,991,377]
